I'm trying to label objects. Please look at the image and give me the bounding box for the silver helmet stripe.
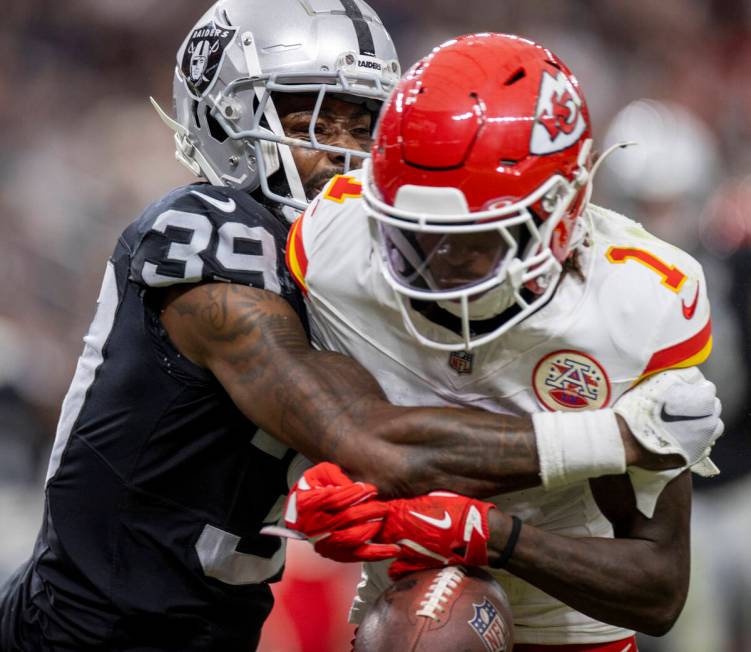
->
[338,0,376,57]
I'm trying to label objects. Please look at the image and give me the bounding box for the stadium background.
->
[1,1,750,650]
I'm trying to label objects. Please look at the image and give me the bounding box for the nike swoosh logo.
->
[660,405,712,423]
[463,505,484,542]
[191,190,236,214]
[682,283,700,320]
[409,510,452,529]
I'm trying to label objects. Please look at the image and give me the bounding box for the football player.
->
[0,2,404,651]
[0,5,719,651]
[282,34,724,651]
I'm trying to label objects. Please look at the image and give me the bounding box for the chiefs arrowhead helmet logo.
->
[538,88,579,138]
[530,71,587,155]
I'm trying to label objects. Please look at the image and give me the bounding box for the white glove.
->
[614,367,723,477]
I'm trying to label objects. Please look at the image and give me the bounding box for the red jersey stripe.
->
[641,319,712,379]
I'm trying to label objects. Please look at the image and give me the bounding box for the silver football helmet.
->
[152,0,400,217]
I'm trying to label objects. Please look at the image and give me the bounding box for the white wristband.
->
[532,409,626,490]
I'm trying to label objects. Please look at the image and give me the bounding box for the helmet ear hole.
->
[205,110,230,143]
[191,100,201,130]
[248,95,273,133]
[504,68,526,86]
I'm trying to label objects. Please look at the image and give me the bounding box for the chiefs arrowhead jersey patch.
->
[533,350,611,411]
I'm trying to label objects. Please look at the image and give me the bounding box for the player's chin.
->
[305,162,365,199]
[305,170,342,199]
[306,184,327,200]
[440,288,489,303]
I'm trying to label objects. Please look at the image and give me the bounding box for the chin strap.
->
[592,141,638,177]
[569,140,637,251]
[582,140,637,206]
[150,96,225,187]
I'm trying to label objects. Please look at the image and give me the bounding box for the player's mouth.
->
[448,294,487,304]
[434,277,486,293]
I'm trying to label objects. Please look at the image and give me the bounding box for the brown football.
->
[353,566,513,652]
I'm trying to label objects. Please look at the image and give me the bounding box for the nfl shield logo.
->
[449,351,474,375]
[468,598,510,651]
[181,21,237,98]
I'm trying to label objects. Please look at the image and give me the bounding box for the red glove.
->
[284,465,495,572]
[375,492,496,579]
[283,463,395,562]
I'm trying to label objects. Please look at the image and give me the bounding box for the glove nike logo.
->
[682,283,700,320]
[463,505,485,542]
[191,191,237,214]
[660,405,713,423]
[409,510,452,529]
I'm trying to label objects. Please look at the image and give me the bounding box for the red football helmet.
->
[363,33,594,350]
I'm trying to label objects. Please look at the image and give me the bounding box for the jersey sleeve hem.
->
[286,212,308,295]
[637,318,712,382]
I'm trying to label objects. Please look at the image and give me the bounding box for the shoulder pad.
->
[319,170,365,203]
[589,206,713,380]
[286,171,367,294]
[128,185,296,296]
[638,254,712,380]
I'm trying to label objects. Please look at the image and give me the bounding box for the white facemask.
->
[437,278,518,321]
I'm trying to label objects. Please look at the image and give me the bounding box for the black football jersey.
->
[29,185,306,651]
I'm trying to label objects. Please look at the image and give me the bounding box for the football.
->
[353,566,513,652]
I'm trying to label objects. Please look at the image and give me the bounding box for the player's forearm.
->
[180,285,671,499]
[351,406,541,498]
[272,353,656,499]
[268,350,540,497]
[333,404,667,499]
[487,514,687,636]
[174,285,670,498]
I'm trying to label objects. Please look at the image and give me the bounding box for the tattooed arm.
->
[160,284,649,498]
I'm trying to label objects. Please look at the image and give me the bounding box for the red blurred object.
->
[258,540,360,652]
[700,175,751,257]
[514,637,637,651]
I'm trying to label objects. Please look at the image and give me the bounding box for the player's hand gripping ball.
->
[354,566,513,652]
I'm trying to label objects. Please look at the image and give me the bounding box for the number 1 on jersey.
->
[324,175,363,203]
[606,246,687,292]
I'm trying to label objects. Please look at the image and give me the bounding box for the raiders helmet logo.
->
[530,71,587,155]
[181,21,237,99]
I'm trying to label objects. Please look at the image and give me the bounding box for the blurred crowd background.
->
[1,1,750,650]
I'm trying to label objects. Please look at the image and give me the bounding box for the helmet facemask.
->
[364,141,593,352]
[207,63,397,214]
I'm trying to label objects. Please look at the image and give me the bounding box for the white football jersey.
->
[286,170,712,645]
